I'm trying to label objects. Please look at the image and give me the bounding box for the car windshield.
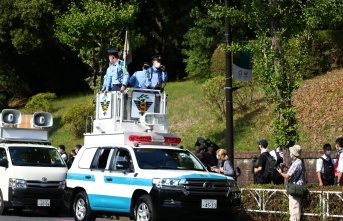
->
[134,148,206,171]
[9,146,66,167]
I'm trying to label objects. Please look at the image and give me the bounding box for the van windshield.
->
[134,148,206,171]
[9,147,66,167]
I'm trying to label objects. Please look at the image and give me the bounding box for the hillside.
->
[10,68,343,153]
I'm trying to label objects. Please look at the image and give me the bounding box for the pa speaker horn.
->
[1,109,22,125]
[33,112,53,127]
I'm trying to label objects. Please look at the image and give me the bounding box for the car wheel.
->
[134,195,158,221]
[0,189,8,215]
[73,191,95,221]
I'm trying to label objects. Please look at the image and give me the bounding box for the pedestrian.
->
[101,49,129,93]
[129,62,150,89]
[270,146,284,184]
[146,55,168,90]
[253,139,272,184]
[193,144,213,171]
[57,144,68,163]
[334,137,343,186]
[211,148,235,177]
[74,144,82,155]
[67,149,76,168]
[277,145,304,221]
[316,143,335,186]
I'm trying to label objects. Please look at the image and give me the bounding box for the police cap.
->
[151,55,162,61]
[107,49,119,56]
[142,62,150,68]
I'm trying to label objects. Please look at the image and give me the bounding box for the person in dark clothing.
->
[254,139,272,184]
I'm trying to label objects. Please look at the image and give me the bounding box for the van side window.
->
[111,148,133,171]
[91,148,111,170]
[0,148,6,160]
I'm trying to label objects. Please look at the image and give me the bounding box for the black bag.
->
[286,183,307,197]
[263,153,277,180]
[286,161,307,197]
[321,157,335,185]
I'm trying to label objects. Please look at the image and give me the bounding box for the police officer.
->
[146,55,168,90]
[129,62,150,89]
[101,49,129,93]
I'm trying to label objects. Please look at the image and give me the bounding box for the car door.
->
[101,147,145,213]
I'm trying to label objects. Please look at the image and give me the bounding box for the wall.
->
[234,150,325,187]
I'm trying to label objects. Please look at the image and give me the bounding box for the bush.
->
[25,92,57,113]
[61,102,95,138]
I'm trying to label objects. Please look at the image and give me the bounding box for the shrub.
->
[61,102,95,138]
[25,92,57,113]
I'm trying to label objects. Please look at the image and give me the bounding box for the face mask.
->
[325,150,332,156]
[154,62,161,68]
[290,153,293,158]
[216,155,220,160]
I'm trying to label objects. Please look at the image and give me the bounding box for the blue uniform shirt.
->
[146,67,167,89]
[102,59,129,92]
[129,70,147,89]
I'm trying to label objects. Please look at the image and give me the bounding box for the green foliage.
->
[202,75,226,120]
[61,102,95,138]
[55,0,143,89]
[0,93,7,110]
[0,0,54,52]
[25,92,57,113]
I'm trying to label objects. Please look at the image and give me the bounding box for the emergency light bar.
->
[129,135,181,145]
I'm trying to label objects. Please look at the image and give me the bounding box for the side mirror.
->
[0,159,9,168]
[235,167,241,178]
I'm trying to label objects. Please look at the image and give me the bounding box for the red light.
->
[129,135,152,142]
[164,137,181,144]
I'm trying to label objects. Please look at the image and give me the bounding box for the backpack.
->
[321,157,335,185]
[263,152,278,180]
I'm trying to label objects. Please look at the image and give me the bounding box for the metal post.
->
[225,0,234,166]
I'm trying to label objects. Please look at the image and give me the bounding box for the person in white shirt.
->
[58,144,68,163]
[316,143,335,186]
[334,137,343,186]
[270,146,284,184]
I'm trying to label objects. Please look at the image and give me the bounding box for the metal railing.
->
[241,188,343,220]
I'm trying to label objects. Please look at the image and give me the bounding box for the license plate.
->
[37,199,50,207]
[201,199,217,209]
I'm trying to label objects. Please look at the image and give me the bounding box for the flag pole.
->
[124,30,128,64]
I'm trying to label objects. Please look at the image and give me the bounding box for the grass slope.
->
[17,68,343,153]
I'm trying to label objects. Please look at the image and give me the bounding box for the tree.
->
[55,0,143,91]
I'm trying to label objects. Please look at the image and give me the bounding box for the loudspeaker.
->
[33,112,53,127]
[1,109,21,125]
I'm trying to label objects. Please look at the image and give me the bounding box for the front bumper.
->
[150,186,241,218]
[6,187,65,209]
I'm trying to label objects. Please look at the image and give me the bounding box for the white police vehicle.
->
[64,89,241,221]
[0,109,68,216]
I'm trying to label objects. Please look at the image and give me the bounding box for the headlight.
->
[58,180,66,189]
[227,179,238,187]
[152,178,181,189]
[9,178,27,189]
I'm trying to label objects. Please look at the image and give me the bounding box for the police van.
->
[0,109,68,216]
[64,89,241,221]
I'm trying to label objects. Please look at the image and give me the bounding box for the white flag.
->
[123,31,132,65]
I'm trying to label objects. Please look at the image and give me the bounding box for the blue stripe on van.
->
[67,173,95,181]
[88,194,130,213]
[103,176,152,186]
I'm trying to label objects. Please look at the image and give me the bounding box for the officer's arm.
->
[162,71,168,82]
[129,73,136,86]
[146,70,152,88]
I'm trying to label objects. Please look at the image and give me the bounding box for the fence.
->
[241,188,343,220]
